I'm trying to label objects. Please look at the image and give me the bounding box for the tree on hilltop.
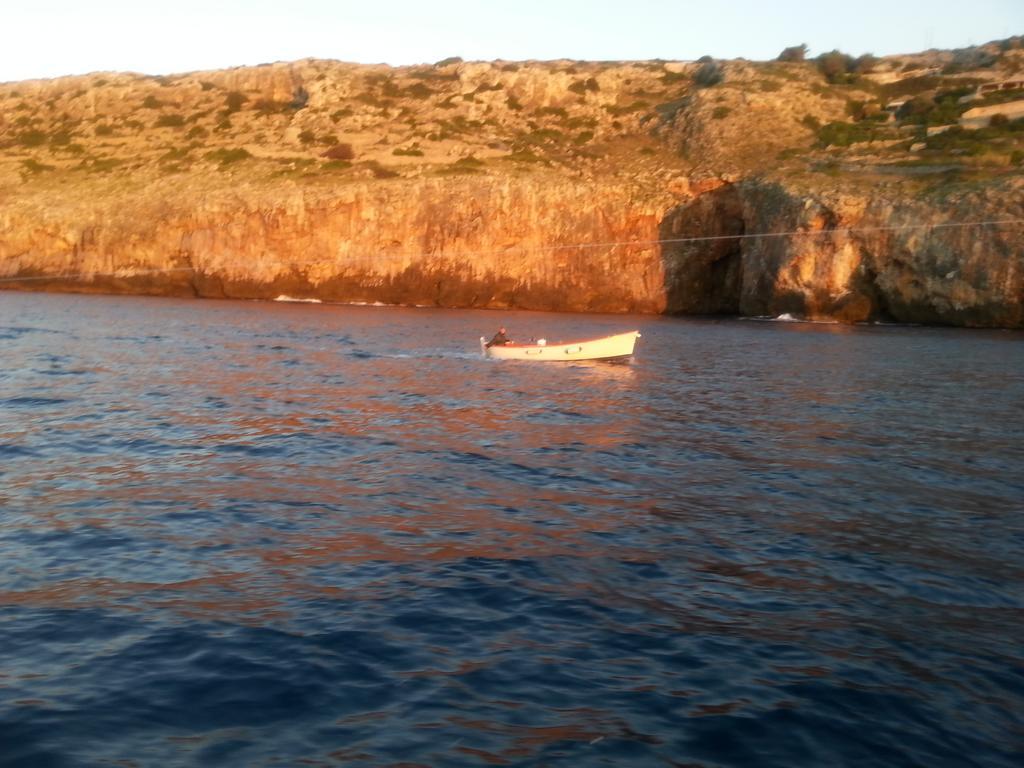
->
[778,44,808,62]
[817,50,854,83]
[694,58,724,87]
[816,50,877,84]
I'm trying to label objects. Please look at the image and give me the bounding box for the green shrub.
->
[816,120,881,147]
[409,67,459,81]
[159,147,191,162]
[200,81,216,91]
[321,160,351,171]
[573,130,594,144]
[535,106,568,119]
[897,93,969,126]
[224,91,248,113]
[49,130,73,146]
[817,51,853,83]
[435,156,485,175]
[815,159,843,176]
[659,69,688,85]
[354,91,387,108]
[204,148,251,165]
[142,95,163,108]
[21,158,54,174]
[1010,149,1024,165]
[155,114,186,128]
[990,113,1010,127]
[922,126,978,152]
[16,130,47,147]
[777,44,808,62]
[694,60,724,88]
[816,50,874,84]
[82,157,123,173]
[855,54,877,74]
[290,87,309,109]
[298,129,317,145]
[604,100,649,116]
[942,48,998,74]
[392,147,424,156]
[568,77,600,95]
[877,75,949,101]
[802,114,821,130]
[186,125,208,139]
[321,143,355,160]
[253,98,292,114]
[974,88,1024,108]
[523,128,565,144]
[402,82,435,99]
[330,107,354,122]
[712,106,732,119]
[565,115,598,129]
[434,164,483,176]
[364,160,399,179]
[435,56,463,67]
[506,95,523,111]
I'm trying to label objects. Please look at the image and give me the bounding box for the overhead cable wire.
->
[0,218,1021,285]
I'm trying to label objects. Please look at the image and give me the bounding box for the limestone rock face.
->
[0,175,673,313]
[661,177,1024,326]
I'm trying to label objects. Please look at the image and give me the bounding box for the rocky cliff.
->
[1,42,1022,326]
[662,175,1024,327]
[0,174,674,312]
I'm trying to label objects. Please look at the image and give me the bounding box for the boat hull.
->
[480,331,641,362]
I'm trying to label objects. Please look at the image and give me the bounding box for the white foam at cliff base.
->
[743,314,839,325]
[274,295,322,303]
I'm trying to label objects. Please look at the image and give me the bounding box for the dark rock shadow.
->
[659,184,752,316]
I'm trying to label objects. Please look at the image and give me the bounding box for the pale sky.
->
[4,0,1021,82]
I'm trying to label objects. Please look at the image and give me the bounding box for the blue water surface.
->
[1,292,1022,767]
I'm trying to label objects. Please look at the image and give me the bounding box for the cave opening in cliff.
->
[660,186,746,316]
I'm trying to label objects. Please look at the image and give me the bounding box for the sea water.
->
[1,292,1022,766]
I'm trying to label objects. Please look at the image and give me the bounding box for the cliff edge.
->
[1,41,1022,326]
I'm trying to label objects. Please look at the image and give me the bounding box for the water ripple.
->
[0,293,1022,767]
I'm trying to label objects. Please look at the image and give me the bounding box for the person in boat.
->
[485,327,512,347]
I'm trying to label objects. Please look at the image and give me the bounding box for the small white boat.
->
[480,331,641,362]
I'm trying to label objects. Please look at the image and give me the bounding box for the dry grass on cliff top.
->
[2,41,1023,200]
